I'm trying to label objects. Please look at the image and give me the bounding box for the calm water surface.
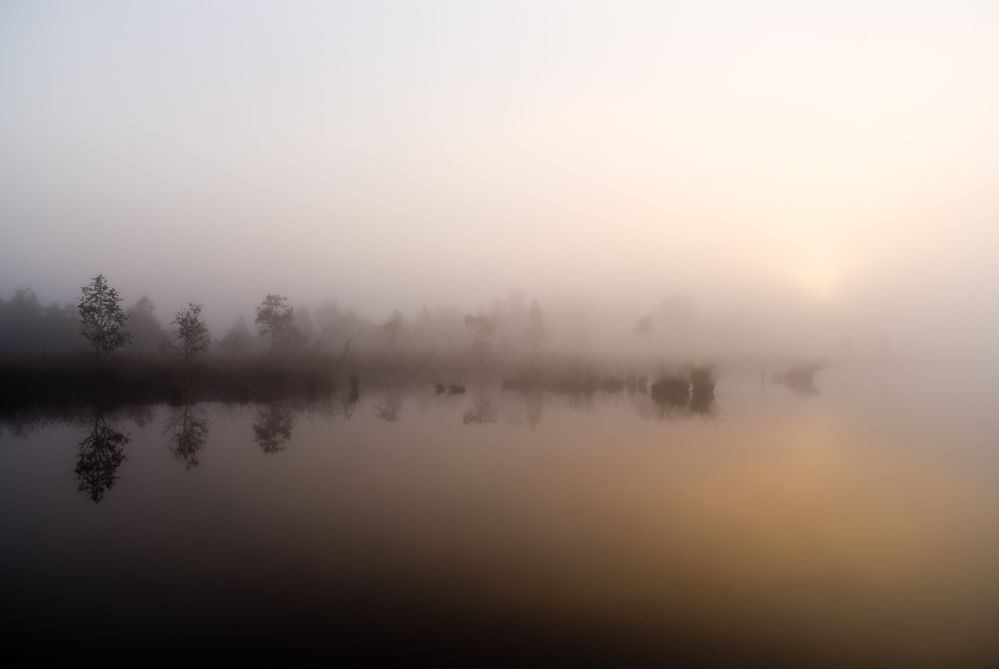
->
[3,370,999,667]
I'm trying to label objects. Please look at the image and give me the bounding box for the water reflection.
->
[5,372,999,667]
[629,391,719,422]
[524,390,543,428]
[75,414,130,503]
[164,404,210,469]
[252,404,294,454]
[688,391,717,417]
[338,388,359,420]
[462,392,497,425]
[124,404,156,429]
[778,365,822,396]
[5,384,730,502]
[375,394,401,422]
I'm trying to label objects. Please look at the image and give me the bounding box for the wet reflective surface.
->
[3,369,999,667]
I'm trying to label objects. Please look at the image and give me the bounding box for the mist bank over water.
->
[0,276,919,364]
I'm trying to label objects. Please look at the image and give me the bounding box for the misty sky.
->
[2,1,998,350]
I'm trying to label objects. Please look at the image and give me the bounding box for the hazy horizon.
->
[6,5,999,667]
[3,1,998,357]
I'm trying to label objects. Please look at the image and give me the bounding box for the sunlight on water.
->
[3,372,998,666]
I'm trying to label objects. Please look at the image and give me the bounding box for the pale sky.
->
[2,0,998,350]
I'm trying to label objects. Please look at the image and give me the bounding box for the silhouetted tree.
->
[125,296,167,354]
[75,415,129,503]
[171,303,210,363]
[254,294,299,352]
[526,299,546,350]
[252,405,293,453]
[78,274,130,363]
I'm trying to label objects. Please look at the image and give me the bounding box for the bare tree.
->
[77,274,130,363]
[171,303,210,363]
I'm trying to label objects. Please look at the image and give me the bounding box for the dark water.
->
[3,370,999,667]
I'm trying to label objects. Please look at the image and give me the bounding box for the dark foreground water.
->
[3,369,999,667]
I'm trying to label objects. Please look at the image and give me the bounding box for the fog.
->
[7,6,999,667]
[2,1,998,360]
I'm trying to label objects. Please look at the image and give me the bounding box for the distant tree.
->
[380,309,405,348]
[125,295,167,354]
[0,288,80,352]
[218,316,252,356]
[294,305,316,347]
[464,312,497,362]
[255,294,298,351]
[526,299,546,350]
[77,274,130,363]
[633,315,654,336]
[313,302,369,352]
[171,303,211,363]
[40,301,81,350]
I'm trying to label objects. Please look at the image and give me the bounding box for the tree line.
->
[0,275,550,363]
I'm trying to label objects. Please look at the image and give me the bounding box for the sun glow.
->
[792,254,844,300]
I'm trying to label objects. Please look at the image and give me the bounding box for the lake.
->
[3,367,999,667]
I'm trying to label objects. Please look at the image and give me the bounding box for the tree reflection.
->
[524,391,543,428]
[637,393,718,421]
[164,404,210,469]
[462,393,497,425]
[376,394,401,422]
[688,388,717,417]
[780,364,822,397]
[339,395,356,420]
[252,404,293,454]
[75,414,129,503]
